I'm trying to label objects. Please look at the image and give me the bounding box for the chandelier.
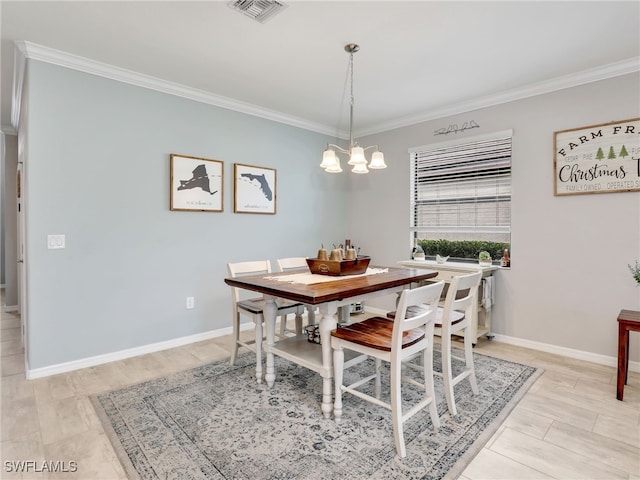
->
[320,44,386,174]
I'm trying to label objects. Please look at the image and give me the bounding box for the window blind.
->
[410,132,512,233]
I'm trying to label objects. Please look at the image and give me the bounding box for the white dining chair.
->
[433,271,483,416]
[227,260,303,383]
[331,281,445,458]
[275,257,316,331]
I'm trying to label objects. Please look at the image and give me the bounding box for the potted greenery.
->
[629,260,640,285]
[478,251,492,266]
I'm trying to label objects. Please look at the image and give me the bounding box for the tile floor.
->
[1,294,638,479]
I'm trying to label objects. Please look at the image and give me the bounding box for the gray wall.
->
[351,72,640,362]
[2,133,18,305]
[1,134,4,286]
[23,61,348,370]
[17,59,640,371]
[1,134,3,286]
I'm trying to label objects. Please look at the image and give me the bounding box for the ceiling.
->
[2,1,639,137]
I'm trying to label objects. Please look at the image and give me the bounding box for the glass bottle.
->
[412,238,425,261]
[500,248,511,267]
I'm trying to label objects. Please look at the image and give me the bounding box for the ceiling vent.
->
[227,0,288,23]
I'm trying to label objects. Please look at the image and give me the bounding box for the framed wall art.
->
[233,163,276,214]
[170,154,223,212]
[554,118,640,196]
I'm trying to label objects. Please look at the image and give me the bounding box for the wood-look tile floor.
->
[1,300,638,479]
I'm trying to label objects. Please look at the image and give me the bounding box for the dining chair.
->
[227,260,304,383]
[275,257,316,331]
[331,281,445,458]
[386,271,483,416]
[433,271,483,416]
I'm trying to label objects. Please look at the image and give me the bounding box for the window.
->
[410,130,512,253]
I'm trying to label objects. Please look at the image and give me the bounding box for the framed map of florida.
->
[170,154,223,212]
[554,118,640,196]
[234,163,276,214]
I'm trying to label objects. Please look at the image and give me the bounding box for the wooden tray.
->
[306,256,371,276]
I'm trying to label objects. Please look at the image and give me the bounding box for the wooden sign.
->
[554,118,640,196]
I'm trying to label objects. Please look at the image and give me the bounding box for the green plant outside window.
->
[417,239,510,263]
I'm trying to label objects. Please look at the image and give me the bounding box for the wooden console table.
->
[398,260,498,345]
[617,309,640,401]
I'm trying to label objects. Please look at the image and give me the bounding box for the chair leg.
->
[374,358,382,399]
[229,312,240,366]
[441,333,457,416]
[279,314,287,337]
[294,305,304,334]
[333,345,345,422]
[254,318,263,384]
[390,354,406,458]
[307,305,316,325]
[423,347,440,430]
[464,325,479,394]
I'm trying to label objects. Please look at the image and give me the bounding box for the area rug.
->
[91,347,541,480]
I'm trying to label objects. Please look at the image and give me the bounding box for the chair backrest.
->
[392,281,445,355]
[275,257,308,273]
[441,271,482,332]
[227,260,272,304]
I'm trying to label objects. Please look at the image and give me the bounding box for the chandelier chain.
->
[348,49,355,149]
[320,43,386,173]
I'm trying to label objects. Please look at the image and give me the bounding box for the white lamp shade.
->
[351,162,369,174]
[320,148,337,169]
[325,156,343,173]
[347,146,366,165]
[368,150,387,169]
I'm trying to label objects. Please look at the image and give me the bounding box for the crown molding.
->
[10,42,28,132]
[11,41,639,138]
[12,41,339,137]
[355,56,640,138]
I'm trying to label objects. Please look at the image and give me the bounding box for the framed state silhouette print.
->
[233,163,277,214]
[170,154,223,212]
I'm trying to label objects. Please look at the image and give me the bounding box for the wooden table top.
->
[618,309,640,325]
[224,266,438,305]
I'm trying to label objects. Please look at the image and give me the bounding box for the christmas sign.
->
[554,118,639,196]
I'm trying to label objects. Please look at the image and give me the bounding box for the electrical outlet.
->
[47,234,65,249]
[186,297,195,309]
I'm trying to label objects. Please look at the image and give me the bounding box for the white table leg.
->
[264,295,278,388]
[254,316,263,383]
[318,301,338,419]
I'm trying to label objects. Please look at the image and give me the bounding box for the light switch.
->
[47,234,65,249]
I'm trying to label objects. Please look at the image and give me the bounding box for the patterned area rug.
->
[92,347,541,480]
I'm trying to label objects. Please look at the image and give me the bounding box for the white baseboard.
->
[26,310,639,379]
[364,306,640,373]
[3,304,18,312]
[26,324,247,379]
[492,333,640,373]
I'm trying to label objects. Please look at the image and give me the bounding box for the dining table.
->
[224,265,438,418]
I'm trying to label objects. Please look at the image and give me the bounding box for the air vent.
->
[227,0,288,23]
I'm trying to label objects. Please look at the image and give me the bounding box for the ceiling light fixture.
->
[320,44,386,174]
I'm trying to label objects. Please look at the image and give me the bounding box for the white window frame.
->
[409,129,513,241]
